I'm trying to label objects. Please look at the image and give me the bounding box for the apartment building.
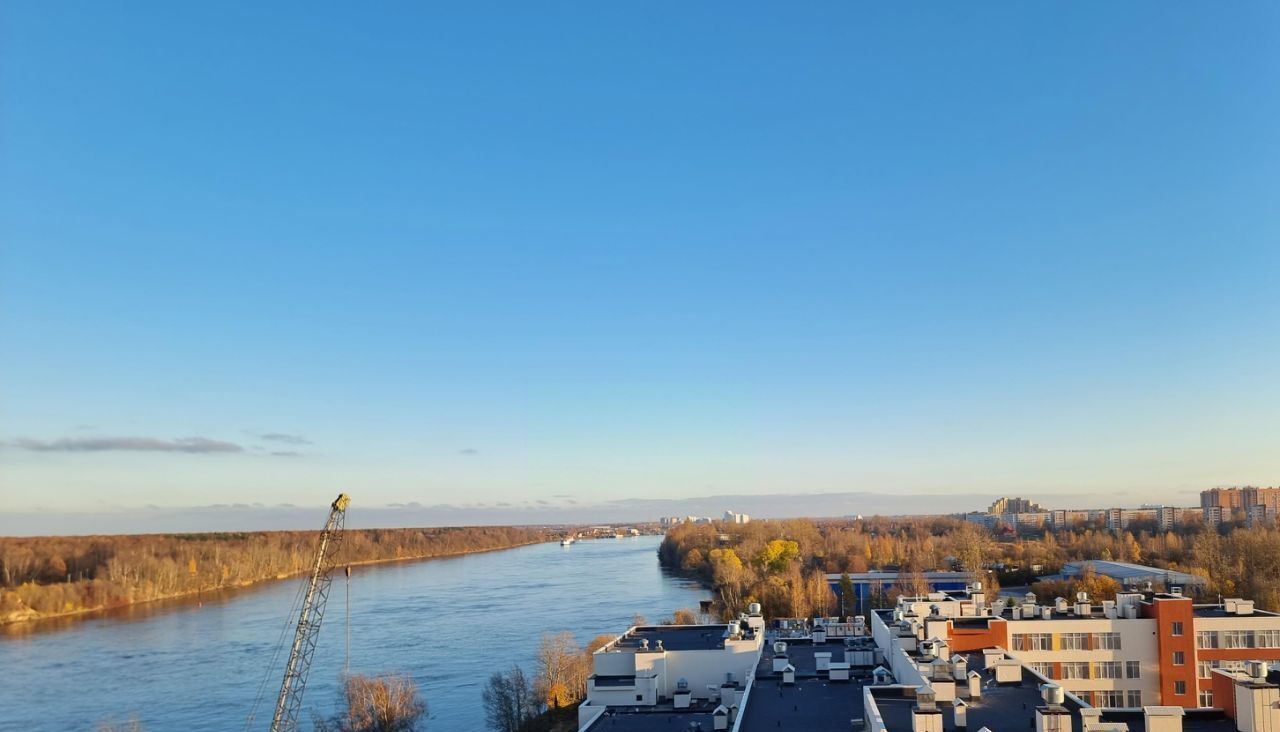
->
[1201,487,1280,525]
[867,600,1280,732]
[890,589,1280,709]
[577,591,1280,732]
[578,608,766,729]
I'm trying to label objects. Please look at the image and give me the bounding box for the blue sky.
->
[2,2,1278,528]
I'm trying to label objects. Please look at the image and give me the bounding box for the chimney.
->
[1238,600,1256,616]
[913,686,943,732]
[1142,706,1185,732]
[983,649,1003,670]
[782,664,795,686]
[1226,599,1240,614]
[1055,597,1069,613]
[1081,709,1103,732]
[967,671,983,699]
[916,685,937,711]
[952,655,969,681]
[1042,606,1053,620]
[712,705,729,731]
[954,698,969,729]
[1036,706,1071,732]
[772,652,789,673]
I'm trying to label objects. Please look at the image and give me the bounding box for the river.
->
[0,535,707,731]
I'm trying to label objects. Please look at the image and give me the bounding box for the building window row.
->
[1082,690,1145,708]
[1197,659,1249,679]
[1044,661,1139,680]
[1010,631,1123,651]
[1094,632,1121,650]
[1195,628,1280,649]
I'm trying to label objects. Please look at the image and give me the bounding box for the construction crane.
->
[268,493,351,732]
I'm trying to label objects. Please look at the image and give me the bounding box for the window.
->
[1029,662,1055,679]
[1028,633,1052,650]
[1173,651,1185,666]
[1061,662,1091,680]
[1095,690,1125,707]
[1171,621,1184,636]
[1257,629,1280,648]
[1060,632,1089,650]
[1200,660,1248,678]
[1125,661,1141,679]
[1199,690,1214,708]
[1174,680,1187,695]
[1196,631,1219,649]
[1127,690,1144,707]
[1223,630,1255,649]
[1093,632,1121,650]
[635,695,643,702]
[1095,661,1123,679]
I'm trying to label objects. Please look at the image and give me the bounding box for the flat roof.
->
[757,638,877,677]
[584,710,718,731]
[1098,709,1236,732]
[870,654,1085,732]
[611,625,729,652]
[737,676,865,732]
[1191,605,1280,619]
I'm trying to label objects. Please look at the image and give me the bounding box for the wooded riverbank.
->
[1,526,555,626]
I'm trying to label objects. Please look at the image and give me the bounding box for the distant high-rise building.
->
[1201,487,1280,524]
[988,496,1045,515]
[723,510,750,524]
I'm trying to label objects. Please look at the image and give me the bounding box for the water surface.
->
[0,535,706,731]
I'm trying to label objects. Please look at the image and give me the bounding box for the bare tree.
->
[315,673,427,732]
[482,665,538,732]
[535,631,584,708]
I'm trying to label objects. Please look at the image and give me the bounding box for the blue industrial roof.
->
[1061,560,1205,586]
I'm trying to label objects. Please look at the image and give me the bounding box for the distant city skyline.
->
[0,488,1225,536]
[3,2,1279,525]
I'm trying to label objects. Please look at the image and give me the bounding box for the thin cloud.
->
[269,451,303,458]
[458,448,479,456]
[260,433,313,445]
[13,436,244,454]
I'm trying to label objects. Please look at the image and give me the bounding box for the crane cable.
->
[243,571,310,731]
[344,565,352,676]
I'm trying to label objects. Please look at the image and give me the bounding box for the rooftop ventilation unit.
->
[1040,683,1065,706]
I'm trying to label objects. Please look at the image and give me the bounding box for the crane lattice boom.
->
[269,493,350,732]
